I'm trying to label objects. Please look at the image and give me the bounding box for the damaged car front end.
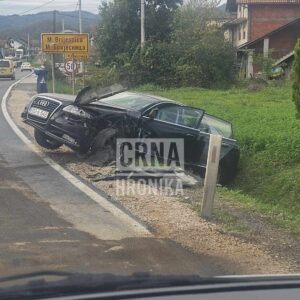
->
[21,85,127,153]
[21,84,240,184]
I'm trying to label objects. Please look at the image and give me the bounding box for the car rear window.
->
[0,61,10,67]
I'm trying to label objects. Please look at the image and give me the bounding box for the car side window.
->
[154,105,203,129]
[179,108,203,129]
[155,106,181,125]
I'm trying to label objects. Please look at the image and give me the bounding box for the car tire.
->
[91,128,117,155]
[34,129,63,150]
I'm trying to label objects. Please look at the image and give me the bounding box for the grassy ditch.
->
[137,82,300,236]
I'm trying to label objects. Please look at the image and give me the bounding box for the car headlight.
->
[62,105,92,119]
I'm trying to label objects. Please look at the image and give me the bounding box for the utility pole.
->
[79,0,85,88]
[27,33,30,61]
[141,0,145,48]
[79,0,82,33]
[53,10,56,33]
[51,10,56,93]
[62,18,65,32]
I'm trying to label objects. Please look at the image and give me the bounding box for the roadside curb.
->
[2,75,152,237]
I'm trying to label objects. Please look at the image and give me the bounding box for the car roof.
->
[122,91,177,103]
[89,91,180,111]
[38,91,178,108]
[135,92,178,104]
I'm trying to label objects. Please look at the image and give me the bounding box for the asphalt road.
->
[0,70,234,278]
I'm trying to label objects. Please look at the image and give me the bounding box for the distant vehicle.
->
[15,49,24,59]
[21,62,32,72]
[269,66,285,80]
[5,56,14,61]
[0,59,15,80]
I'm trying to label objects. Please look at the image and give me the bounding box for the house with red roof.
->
[223,0,300,77]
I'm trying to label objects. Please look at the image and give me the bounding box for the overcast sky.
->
[0,0,101,15]
[0,0,227,16]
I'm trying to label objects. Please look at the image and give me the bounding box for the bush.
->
[175,33,236,88]
[93,0,236,89]
[139,41,179,86]
[90,35,236,89]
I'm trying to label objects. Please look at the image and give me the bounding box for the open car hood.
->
[74,84,127,106]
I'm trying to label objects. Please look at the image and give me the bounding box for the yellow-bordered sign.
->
[64,52,89,60]
[41,33,89,53]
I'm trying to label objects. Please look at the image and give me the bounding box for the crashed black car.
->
[21,85,239,183]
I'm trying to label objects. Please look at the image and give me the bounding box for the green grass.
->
[137,82,300,235]
[47,79,81,94]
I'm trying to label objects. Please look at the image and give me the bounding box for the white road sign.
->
[64,60,78,74]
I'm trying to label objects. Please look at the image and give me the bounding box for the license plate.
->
[29,107,49,119]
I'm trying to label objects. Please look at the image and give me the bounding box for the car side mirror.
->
[148,108,158,119]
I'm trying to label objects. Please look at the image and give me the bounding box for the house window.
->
[243,25,246,39]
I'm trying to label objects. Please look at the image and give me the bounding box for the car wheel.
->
[91,128,117,152]
[34,128,63,150]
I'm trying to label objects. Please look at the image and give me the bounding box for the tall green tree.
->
[96,0,182,66]
[172,0,222,46]
[292,39,300,118]
[171,0,236,88]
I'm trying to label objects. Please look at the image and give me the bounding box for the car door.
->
[139,103,206,168]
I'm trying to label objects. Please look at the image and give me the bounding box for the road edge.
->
[1,74,151,236]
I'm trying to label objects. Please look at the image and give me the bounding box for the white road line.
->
[1,74,151,236]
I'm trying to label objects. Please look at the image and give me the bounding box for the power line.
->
[75,0,79,11]
[20,0,56,15]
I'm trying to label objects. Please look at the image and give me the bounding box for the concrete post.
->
[263,38,269,58]
[201,134,222,219]
[247,50,254,78]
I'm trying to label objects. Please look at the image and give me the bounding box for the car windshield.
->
[0,0,299,297]
[0,61,10,67]
[100,93,159,110]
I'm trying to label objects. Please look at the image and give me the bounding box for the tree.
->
[175,31,236,88]
[145,0,183,41]
[171,0,236,88]
[292,39,300,118]
[93,0,236,89]
[172,0,222,47]
[96,0,140,66]
[96,0,182,66]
